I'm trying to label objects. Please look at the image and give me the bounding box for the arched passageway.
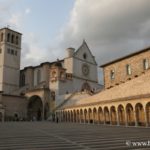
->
[93,108,98,124]
[126,104,135,126]
[76,110,80,123]
[110,106,117,125]
[118,105,125,125]
[71,111,73,122]
[135,103,145,126]
[88,108,93,123]
[98,107,103,124]
[73,110,76,122]
[146,102,150,126]
[68,111,71,122]
[104,107,110,124]
[81,82,91,91]
[27,96,43,121]
[80,109,84,123]
[84,109,88,123]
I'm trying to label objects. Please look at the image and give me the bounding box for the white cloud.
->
[25,8,31,15]
[8,13,22,28]
[58,0,150,66]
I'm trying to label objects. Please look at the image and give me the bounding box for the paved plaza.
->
[0,122,150,150]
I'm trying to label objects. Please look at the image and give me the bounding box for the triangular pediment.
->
[73,40,97,65]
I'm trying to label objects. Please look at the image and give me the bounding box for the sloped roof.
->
[73,40,97,65]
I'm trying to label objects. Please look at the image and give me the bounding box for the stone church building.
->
[1,27,150,127]
[0,27,102,121]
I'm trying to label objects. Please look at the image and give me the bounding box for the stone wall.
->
[103,49,150,89]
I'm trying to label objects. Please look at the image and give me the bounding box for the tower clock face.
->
[82,64,89,76]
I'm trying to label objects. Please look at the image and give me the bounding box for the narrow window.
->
[11,49,14,55]
[1,33,3,42]
[37,69,41,84]
[15,51,17,56]
[7,48,10,54]
[16,36,19,45]
[21,74,25,86]
[11,34,14,43]
[126,64,131,75]
[143,59,149,70]
[7,33,10,42]
[110,70,115,80]
[0,49,2,54]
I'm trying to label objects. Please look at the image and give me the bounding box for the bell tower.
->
[0,27,22,94]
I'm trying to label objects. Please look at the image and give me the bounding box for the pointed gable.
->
[73,40,97,65]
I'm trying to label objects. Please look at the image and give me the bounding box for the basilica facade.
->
[0,27,101,121]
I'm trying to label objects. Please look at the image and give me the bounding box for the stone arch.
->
[27,95,43,121]
[76,109,80,123]
[81,82,91,91]
[73,110,76,122]
[93,107,98,124]
[118,104,125,125]
[110,106,117,125]
[80,109,84,123]
[98,107,103,124]
[88,108,93,123]
[135,103,145,126]
[71,110,73,122]
[104,107,110,124]
[84,109,88,123]
[44,103,49,120]
[146,102,150,126]
[68,111,70,122]
[126,103,135,126]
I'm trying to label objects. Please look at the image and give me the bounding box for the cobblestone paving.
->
[0,122,150,150]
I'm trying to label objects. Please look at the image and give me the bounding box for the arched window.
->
[16,36,19,45]
[1,33,3,42]
[11,34,14,43]
[7,33,10,42]
[37,69,41,84]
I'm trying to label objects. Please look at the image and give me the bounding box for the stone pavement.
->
[0,122,150,150]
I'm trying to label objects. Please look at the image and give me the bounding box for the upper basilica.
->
[0,27,102,121]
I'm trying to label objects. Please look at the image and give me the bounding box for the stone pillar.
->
[116,111,120,126]
[83,112,86,124]
[124,109,128,126]
[144,109,148,127]
[110,114,112,125]
[134,110,138,127]
[72,111,74,123]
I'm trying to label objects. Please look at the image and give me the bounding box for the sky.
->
[0,0,150,84]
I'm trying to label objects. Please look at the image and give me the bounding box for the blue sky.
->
[1,0,150,83]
